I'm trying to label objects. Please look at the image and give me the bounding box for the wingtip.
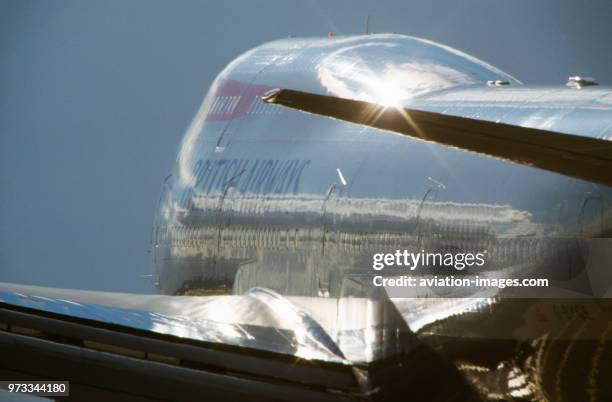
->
[262,88,282,103]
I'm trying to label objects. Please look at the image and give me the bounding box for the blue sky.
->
[1,0,611,292]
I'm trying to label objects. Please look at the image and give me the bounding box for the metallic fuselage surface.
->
[153,34,612,298]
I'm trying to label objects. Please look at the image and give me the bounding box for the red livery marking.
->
[206,79,276,121]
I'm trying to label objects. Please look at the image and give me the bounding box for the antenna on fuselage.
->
[364,15,370,34]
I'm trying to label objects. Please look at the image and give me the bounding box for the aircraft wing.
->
[0,283,356,401]
[262,88,612,187]
[0,282,481,401]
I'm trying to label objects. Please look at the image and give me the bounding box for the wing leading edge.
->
[262,88,612,187]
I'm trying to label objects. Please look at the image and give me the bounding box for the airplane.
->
[1,33,612,401]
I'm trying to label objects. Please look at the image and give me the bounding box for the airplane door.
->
[579,193,605,237]
[216,167,246,253]
[210,65,274,152]
[416,177,445,249]
[319,169,348,297]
